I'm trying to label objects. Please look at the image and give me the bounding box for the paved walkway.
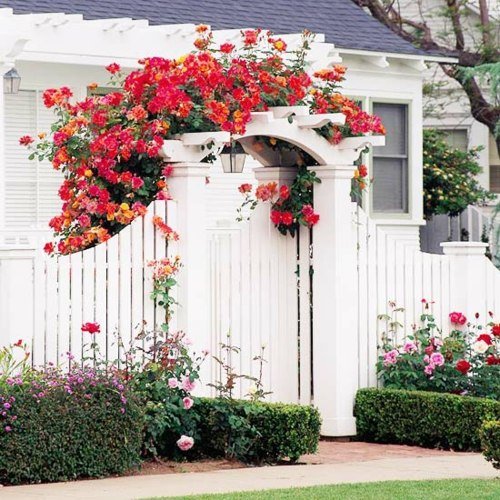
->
[1,443,497,499]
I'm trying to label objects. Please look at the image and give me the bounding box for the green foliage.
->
[169,398,321,464]
[355,388,500,451]
[0,374,143,485]
[423,129,494,219]
[480,420,500,469]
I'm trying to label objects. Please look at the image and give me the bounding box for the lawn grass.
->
[148,478,500,499]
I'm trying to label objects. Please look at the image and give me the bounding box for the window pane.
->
[372,102,409,213]
[442,129,468,152]
[373,103,407,156]
[372,158,408,213]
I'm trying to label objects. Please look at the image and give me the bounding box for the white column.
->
[311,164,358,436]
[168,162,211,392]
[441,242,489,317]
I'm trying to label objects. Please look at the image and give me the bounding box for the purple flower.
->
[4,426,12,432]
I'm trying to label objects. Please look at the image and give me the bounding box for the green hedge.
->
[354,388,500,451]
[0,381,144,485]
[481,421,500,469]
[174,398,321,464]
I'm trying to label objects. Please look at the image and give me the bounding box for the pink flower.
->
[181,376,196,392]
[168,378,178,389]
[383,349,399,366]
[449,312,467,326]
[403,341,417,354]
[176,435,194,451]
[183,397,194,410]
[424,364,435,376]
[430,352,444,367]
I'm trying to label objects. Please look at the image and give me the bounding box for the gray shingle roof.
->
[0,0,425,56]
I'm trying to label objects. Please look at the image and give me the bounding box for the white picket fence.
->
[1,200,500,405]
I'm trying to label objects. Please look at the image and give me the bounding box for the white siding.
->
[4,90,62,228]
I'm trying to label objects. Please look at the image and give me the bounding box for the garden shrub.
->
[378,304,500,400]
[0,367,143,485]
[355,388,500,451]
[481,420,500,469]
[160,398,321,464]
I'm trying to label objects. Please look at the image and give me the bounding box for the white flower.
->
[473,340,489,354]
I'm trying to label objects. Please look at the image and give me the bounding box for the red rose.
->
[105,63,121,74]
[281,211,294,226]
[486,355,499,366]
[449,312,467,326]
[492,324,500,337]
[19,135,34,146]
[43,242,55,255]
[270,210,282,225]
[238,183,252,194]
[81,322,100,334]
[477,333,493,345]
[455,359,471,375]
[279,185,290,201]
[219,43,235,54]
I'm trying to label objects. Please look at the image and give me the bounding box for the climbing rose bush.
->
[378,301,500,399]
[22,26,384,254]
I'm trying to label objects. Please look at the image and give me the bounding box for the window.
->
[372,102,409,213]
[442,128,468,152]
[4,90,63,228]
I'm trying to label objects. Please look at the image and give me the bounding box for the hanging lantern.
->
[220,141,247,174]
[3,68,21,94]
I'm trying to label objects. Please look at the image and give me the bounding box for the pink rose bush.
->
[378,302,500,399]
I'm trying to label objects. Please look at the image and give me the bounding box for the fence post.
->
[310,164,358,436]
[0,247,35,349]
[168,163,211,393]
[441,241,489,318]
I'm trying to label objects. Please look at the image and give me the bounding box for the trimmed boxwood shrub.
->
[164,398,321,464]
[354,388,500,451]
[0,372,144,485]
[481,421,500,469]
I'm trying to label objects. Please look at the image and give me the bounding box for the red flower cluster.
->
[455,358,471,374]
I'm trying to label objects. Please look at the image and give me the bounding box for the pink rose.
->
[176,435,194,451]
[403,341,417,354]
[181,376,196,392]
[449,312,467,326]
[183,397,194,410]
[430,352,444,367]
[383,349,399,366]
[424,364,434,376]
[168,378,178,389]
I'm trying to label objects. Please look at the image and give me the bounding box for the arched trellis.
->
[161,110,384,167]
[161,112,385,437]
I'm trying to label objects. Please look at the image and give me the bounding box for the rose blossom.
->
[403,341,417,354]
[477,334,493,345]
[176,435,194,451]
[183,397,194,410]
[430,352,445,367]
[473,340,490,354]
[449,312,467,326]
[424,364,435,376]
[383,349,399,366]
[181,376,196,392]
[167,378,178,389]
[456,359,471,375]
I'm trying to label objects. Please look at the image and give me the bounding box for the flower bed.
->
[354,388,500,451]
[378,304,500,400]
[180,398,321,464]
[0,366,143,485]
[480,420,500,469]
